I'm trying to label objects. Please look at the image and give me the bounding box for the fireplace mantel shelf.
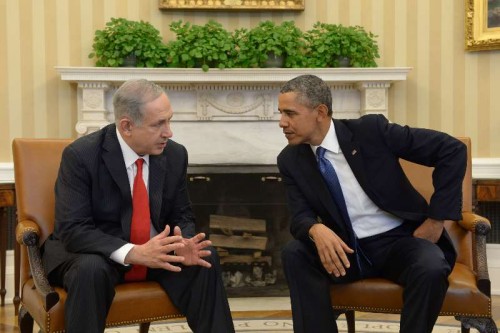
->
[56,66,411,165]
[56,66,411,83]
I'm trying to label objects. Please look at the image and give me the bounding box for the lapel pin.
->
[352,149,357,155]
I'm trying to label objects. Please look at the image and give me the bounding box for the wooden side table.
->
[0,182,19,315]
[475,179,500,203]
[473,179,500,244]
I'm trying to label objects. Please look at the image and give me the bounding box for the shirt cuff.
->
[110,243,135,266]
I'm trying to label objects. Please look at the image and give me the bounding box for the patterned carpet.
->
[104,318,466,333]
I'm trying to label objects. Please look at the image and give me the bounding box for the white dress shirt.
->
[110,128,157,265]
[312,120,403,239]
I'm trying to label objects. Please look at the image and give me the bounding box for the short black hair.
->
[280,75,332,116]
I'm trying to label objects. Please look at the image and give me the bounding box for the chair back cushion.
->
[399,137,473,268]
[13,138,72,244]
[13,138,72,287]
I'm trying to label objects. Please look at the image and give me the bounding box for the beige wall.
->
[1,0,499,162]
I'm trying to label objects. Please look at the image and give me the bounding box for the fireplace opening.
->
[187,165,292,297]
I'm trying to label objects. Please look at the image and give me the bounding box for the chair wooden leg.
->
[456,316,498,333]
[345,310,355,333]
[18,306,34,333]
[139,322,151,333]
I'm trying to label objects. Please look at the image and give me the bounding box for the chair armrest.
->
[16,219,60,311]
[458,212,491,234]
[458,212,491,296]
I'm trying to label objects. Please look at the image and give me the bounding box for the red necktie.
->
[124,158,151,282]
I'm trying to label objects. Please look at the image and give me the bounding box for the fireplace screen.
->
[187,169,292,297]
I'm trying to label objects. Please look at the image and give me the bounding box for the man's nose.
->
[279,115,287,128]
[162,125,173,138]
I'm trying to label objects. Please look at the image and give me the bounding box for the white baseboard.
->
[4,250,15,304]
[487,244,500,295]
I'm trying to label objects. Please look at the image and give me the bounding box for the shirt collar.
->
[311,119,340,155]
[116,127,149,169]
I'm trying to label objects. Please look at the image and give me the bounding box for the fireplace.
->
[188,165,291,296]
[56,66,410,296]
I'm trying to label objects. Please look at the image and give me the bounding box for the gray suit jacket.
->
[42,124,195,275]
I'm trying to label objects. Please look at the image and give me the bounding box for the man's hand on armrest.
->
[413,218,444,243]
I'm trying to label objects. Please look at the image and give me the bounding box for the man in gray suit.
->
[42,79,235,333]
[277,75,466,333]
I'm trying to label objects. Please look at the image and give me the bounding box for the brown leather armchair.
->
[13,138,183,333]
[330,137,498,333]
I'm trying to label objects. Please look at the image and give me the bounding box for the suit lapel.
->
[149,153,167,232]
[334,119,369,193]
[334,119,386,211]
[102,126,133,240]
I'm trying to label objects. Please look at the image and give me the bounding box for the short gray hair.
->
[280,75,333,116]
[113,79,165,125]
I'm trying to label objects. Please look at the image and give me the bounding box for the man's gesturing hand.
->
[125,225,186,272]
[173,226,213,268]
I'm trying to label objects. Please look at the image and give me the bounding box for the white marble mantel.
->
[56,67,411,165]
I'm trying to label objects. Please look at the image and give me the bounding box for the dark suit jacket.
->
[43,124,196,275]
[277,114,466,277]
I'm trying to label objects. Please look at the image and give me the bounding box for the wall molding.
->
[2,158,500,184]
[0,163,14,183]
[472,158,500,179]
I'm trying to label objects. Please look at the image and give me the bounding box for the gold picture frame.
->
[159,0,305,11]
[465,0,500,51]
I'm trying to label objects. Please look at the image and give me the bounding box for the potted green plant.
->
[166,20,237,72]
[303,22,380,68]
[88,17,167,67]
[234,21,306,68]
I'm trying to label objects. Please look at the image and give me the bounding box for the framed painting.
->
[465,0,500,51]
[158,0,305,11]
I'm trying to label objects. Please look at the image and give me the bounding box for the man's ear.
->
[118,117,133,136]
[316,104,330,120]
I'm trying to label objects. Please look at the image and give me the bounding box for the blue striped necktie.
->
[316,146,371,274]
[316,146,356,245]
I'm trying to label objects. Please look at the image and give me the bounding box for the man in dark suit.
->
[42,79,235,333]
[277,75,466,333]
